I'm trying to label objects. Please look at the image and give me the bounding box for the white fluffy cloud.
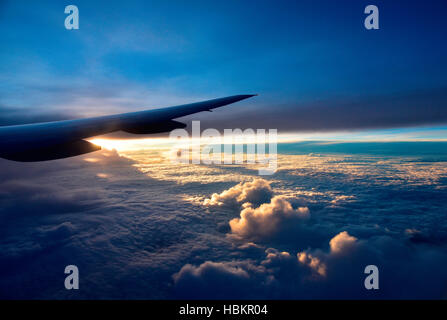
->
[329,231,358,255]
[203,178,273,206]
[203,179,311,241]
[229,196,310,240]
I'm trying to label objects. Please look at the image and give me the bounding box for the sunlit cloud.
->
[229,196,310,240]
[203,179,273,207]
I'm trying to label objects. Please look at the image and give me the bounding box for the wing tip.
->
[237,93,258,100]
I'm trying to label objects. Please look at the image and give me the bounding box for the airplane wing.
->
[0,94,256,162]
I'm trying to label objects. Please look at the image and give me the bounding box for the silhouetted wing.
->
[0,94,255,162]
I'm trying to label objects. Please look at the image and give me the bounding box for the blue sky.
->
[1,0,447,139]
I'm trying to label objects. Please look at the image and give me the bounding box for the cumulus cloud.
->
[297,251,327,277]
[329,231,358,255]
[203,179,273,207]
[173,260,267,299]
[203,179,313,242]
[229,196,310,240]
[260,232,359,281]
[297,231,358,277]
[173,230,447,299]
[172,244,324,299]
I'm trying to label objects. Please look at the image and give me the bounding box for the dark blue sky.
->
[1,0,447,136]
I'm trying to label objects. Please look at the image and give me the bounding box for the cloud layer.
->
[1,143,447,299]
[173,231,447,299]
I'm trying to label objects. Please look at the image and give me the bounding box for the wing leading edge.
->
[0,94,255,162]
